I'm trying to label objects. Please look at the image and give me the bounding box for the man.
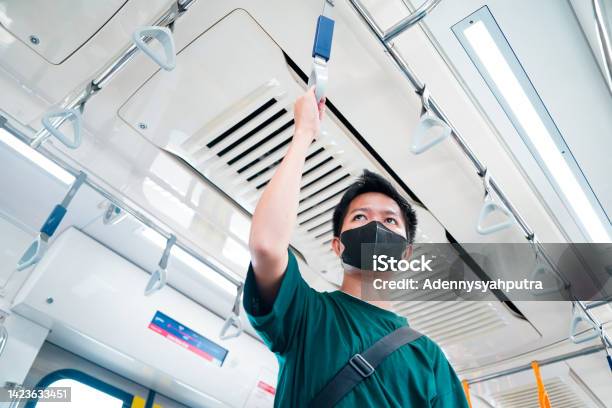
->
[243,87,469,407]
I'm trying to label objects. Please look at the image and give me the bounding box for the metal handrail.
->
[2,119,241,288]
[348,0,535,235]
[347,0,612,349]
[593,0,612,94]
[30,0,198,148]
[466,344,605,385]
[383,0,443,42]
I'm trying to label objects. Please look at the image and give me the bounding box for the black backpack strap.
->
[309,326,423,407]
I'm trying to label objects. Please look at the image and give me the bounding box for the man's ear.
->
[331,236,342,257]
[403,244,413,260]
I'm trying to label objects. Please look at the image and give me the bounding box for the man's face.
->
[331,192,409,258]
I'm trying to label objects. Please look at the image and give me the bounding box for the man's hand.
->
[294,87,326,142]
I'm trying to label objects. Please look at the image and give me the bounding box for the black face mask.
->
[339,221,408,271]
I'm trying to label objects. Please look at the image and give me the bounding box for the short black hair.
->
[332,169,417,243]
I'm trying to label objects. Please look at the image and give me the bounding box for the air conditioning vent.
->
[118,9,404,284]
[394,301,508,346]
[490,377,589,408]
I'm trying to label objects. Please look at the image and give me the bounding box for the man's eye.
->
[353,214,366,221]
[385,218,397,225]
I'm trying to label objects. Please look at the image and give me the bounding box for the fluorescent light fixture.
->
[140,227,238,295]
[0,128,74,185]
[453,8,611,242]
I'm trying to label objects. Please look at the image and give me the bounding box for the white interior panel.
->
[0,0,171,109]
[12,227,278,408]
[0,0,128,64]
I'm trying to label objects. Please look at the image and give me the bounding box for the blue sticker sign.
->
[149,311,228,366]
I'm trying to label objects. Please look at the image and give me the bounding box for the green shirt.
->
[243,249,469,407]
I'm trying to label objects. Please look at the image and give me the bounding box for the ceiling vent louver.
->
[489,377,590,408]
[393,301,508,346]
[117,9,540,360]
[118,9,399,284]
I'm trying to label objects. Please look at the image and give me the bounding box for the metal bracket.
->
[569,302,601,344]
[528,235,565,296]
[144,234,176,296]
[476,171,515,235]
[132,26,177,71]
[383,0,443,42]
[220,282,244,340]
[16,172,86,271]
[410,85,451,154]
[103,202,127,225]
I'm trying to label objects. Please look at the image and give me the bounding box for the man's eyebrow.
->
[349,207,370,214]
[348,208,400,215]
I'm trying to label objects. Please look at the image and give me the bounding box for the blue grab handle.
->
[607,355,612,372]
[40,205,67,237]
[312,15,335,61]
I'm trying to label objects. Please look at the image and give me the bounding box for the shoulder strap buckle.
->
[349,353,375,378]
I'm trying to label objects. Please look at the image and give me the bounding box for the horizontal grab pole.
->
[383,0,443,42]
[348,0,486,173]
[348,0,612,350]
[585,298,612,310]
[30,0,197,148]
[348,1,549,258]
[2,117,242,288]
[467,344,606,385]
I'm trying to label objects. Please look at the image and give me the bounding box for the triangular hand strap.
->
[41,108,82,149]
[132,26,177,71]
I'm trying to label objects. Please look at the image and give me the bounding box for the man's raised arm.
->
[248,87,325,306]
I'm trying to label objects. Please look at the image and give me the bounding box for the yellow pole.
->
[461,379,472,408]
[531,361,551,408]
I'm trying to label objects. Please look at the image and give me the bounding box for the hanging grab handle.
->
[17,172,86,271]
[476,172,515,235]
[220,282,244,340]
[41,108,82,149]
[144,234,176,296]
[569,303,601,344]
[308,57,329,103]
[530,264,565,296]
[410,85,451,154]
[132,26,177,71]
[308,4,335,102]
[531,361,551,408]
[144,266,167,295]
